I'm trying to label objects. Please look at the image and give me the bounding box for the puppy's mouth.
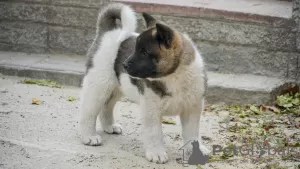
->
[124,67,143,79]
[127,74,142,79]
[126,71,148,79]
[126,68,158,79]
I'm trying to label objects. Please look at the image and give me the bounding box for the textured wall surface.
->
[0,0,299,80]
[293,0,300,81]
[0,0,106,54]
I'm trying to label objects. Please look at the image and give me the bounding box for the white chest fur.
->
[154,57,206,116]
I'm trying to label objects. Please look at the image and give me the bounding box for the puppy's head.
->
[123,13,183,79]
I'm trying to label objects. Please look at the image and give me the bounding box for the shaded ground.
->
[0,74,299,169]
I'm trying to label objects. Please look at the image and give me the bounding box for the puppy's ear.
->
[156,23,174,48]
[142,12,157,28]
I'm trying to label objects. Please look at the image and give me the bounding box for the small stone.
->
[1,103,8,106]
[201,136,212,141]
[218,110,229,117]
[295,117,300,123]
[250,123,259,127]
[0,88,8,93]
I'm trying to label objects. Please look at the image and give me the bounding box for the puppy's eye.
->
[141,48,148,56]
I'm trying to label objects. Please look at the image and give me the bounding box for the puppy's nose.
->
[123,62,128,69]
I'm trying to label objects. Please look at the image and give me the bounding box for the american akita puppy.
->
[80,3,208,164]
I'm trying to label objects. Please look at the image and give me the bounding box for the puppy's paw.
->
[103,123,122,134]
[81,135,102,146]
[199,143,211,155]
[146,149,168,164]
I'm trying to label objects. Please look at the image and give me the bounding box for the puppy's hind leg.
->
[79,71,117,146]
[98,89,123,134]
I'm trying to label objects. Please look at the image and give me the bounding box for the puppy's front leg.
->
[180,100,209,155]
[141,99,168,164]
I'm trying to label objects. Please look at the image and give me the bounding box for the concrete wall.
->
[0,0,108,54]
[294,0,300,50]
[293,0,300,81]
[0,0,299,80]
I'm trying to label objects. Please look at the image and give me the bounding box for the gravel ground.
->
[0,75,298,169]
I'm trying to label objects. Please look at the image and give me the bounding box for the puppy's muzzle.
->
[123,61,131,70]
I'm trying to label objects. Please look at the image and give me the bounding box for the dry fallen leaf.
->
[162,118,176,125]
[67,96,77,102]
[280,83,299,95]
[265,105,280,114]
[32,98,41,105]
[21,79,61,88]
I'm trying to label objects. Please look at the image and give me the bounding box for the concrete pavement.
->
[1,74,298,168]
[0,75,221,169]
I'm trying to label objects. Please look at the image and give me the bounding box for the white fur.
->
[79,6,208,164]
[80,29,133,145]
[117,6,136,42]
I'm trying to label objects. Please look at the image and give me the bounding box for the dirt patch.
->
[204,92,300,169]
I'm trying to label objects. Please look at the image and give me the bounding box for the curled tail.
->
[96,3,136,38]
[85,3,136,71]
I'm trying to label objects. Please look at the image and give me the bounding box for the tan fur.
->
[155,31,184,75]
[143,13,195,77]
[180,34,196,65]
[148,22,157,29]
[151,29,157,36]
